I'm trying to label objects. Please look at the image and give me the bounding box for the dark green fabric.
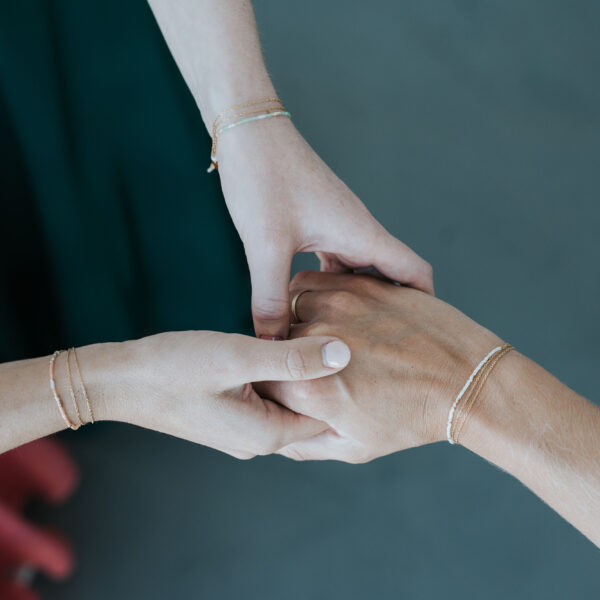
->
[0,0,250,364]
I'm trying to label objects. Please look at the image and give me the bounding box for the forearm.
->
[0,356,65,453]
[147,0,276,129]
[462,351,600,545]
[0,344,122,454]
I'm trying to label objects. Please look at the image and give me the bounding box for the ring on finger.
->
[290,290,310,323]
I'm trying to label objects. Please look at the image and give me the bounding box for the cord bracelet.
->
[207,97,291,173]
[446,342,513,445]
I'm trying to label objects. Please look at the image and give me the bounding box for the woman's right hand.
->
[81,331,351,459]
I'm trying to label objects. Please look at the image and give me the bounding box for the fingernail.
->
[322,341,351,368]
[260,335,284,341]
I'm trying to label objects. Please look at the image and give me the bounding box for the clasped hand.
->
[101,271,499,463]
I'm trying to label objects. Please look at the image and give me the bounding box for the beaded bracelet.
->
[207,97,290,173]
[447,343,513,445]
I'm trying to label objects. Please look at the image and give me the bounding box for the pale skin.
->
[146,0,434,340]
[1,1,595,587]
[0,333,350,457]
[257,271,600,547]
[2,2,430,590]
[1,3,427,474]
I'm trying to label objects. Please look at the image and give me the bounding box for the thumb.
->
[229,335,351,385]
[246,243,293,340]
[371,232,434,295]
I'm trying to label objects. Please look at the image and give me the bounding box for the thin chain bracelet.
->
[72,346,95,424]
[211,96,281,129]
[210,104,282,165]
[446,343,513,445]
[214,100,283,131]
[49,350,79,430]
[451,347,506,442]
[207,97,288,173]
[209,97,282,168]
[65,348,85,428]
[452,344,513,444]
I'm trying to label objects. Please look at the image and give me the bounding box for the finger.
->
[0,580,40,600]
[257,399,330,452]
[316,252,352,274]
[351,265,396,283]
[254,363,341,423]
[0,439,79,505]
[287,323,316,340]
[370,233,434,295]
[0,504,73,579]
[246,242,294,339]
[228,334,351,385]
[289,270,352,294]
[289,290,324,324]
[277,430,350,461]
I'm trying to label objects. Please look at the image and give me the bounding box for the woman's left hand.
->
[217,118,434,340]
[256,271,502,464]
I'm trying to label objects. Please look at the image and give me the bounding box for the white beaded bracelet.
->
[446,346,503,444]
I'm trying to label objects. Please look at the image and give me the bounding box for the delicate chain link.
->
[447,343,513,444]
[208,97,288,172]
[49,350,79,430]
[73,347,95,424]
[452,344,513,444]
[65,348,84,428]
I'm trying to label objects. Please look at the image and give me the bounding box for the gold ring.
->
[291,290,310,323]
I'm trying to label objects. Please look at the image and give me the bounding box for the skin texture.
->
[258,271,600,546]
[147,0,433,339]
[258,271,503,461]
[0,332,352,457]
[0,332,347,599]
[3,2,427,592]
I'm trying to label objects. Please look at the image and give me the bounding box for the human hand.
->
[216,118,434,339]
[86,331,351,459]
[0,438,78,600]
[257,271,503,463]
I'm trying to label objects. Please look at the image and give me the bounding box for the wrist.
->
[216,113,299,173]
[200,74,278,132]
[458,351,549,475]
[75,340,139,424]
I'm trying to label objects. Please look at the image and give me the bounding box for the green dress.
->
[0,0,251,365]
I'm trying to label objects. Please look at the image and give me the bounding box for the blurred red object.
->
[0,439,78,600]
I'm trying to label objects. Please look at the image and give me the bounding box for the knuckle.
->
[290,270,314,289]
[252,296,290,321]
[326,290,357,313]
[294,381,337,420]
[285,348,308,380]
[287,380,321,413]
[302,321,331,338]
[421,261,434,283]
[347,275,379,294]
[289,380,314,405]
